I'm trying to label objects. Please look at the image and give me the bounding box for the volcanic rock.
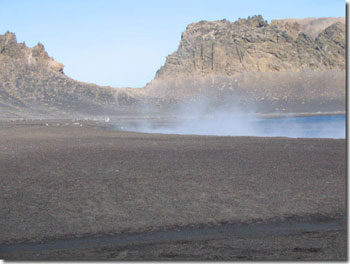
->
[0,32,135,118]
[141,15,345,113]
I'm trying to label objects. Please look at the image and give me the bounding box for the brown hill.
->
[140,15,345,113]
[152,15,345,78]
[0,15,346,117]
[0,32,136,119]
[271,17,345,39]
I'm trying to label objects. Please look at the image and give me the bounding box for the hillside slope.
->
[0,32,136,119]
[0,15,346,117]
[141,15,345,113]
[270,17,345,39]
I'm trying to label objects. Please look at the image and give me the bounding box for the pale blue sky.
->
[0,0,345,87]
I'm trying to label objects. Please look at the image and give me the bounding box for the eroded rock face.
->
[270,17,345,39]
[143,15,345,113]
[154,15,345,79]
[0,15,346,117]
[0,32,64,73]
[0,32,135,118]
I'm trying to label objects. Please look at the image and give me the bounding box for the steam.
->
[115,100,345,139]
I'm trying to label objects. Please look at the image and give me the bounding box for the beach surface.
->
[0,120,346,260]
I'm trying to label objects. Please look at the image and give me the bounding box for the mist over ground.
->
[114,100,345,139]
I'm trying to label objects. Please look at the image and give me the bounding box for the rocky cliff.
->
[142,15,345,113]
[0,32,136,118]
[0,15,346,118]
[270,17,345,39]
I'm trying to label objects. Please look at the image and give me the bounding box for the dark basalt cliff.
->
[0,32,135,118]
[142,16,345,113]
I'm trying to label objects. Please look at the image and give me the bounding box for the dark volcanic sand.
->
[0,120,346,260]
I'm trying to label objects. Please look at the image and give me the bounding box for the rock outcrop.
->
[0,15,346,117]
[270,17,345,39]
[0,32,136,118]
[152,15,345,78]
[141,15,345,113]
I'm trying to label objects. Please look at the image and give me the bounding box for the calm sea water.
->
[125,114,346,139]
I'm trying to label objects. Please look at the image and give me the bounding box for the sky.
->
[0,0,345,88]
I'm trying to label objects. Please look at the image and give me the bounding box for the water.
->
[118,114,345,139]
[250,114,346,138]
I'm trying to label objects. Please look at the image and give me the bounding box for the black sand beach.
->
[0,120,346,260]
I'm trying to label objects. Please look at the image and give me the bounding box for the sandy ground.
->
[2,229,345,260]
[0,120,346,260]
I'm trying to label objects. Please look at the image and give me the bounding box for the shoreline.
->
[254,111,345,119]
[0,110,345,123]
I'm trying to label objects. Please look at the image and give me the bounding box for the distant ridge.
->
[270,17,345,39]
[0,15,346,118]
[0,32,136,118]
[139,15,345,113]
[151,15,344,79]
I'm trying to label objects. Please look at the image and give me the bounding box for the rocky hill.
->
[0,15,346,118]
[141,15,345,113]
[0,32,136,119]
[270,17,345,39]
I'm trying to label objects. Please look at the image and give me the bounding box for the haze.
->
[115,101,345,139]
